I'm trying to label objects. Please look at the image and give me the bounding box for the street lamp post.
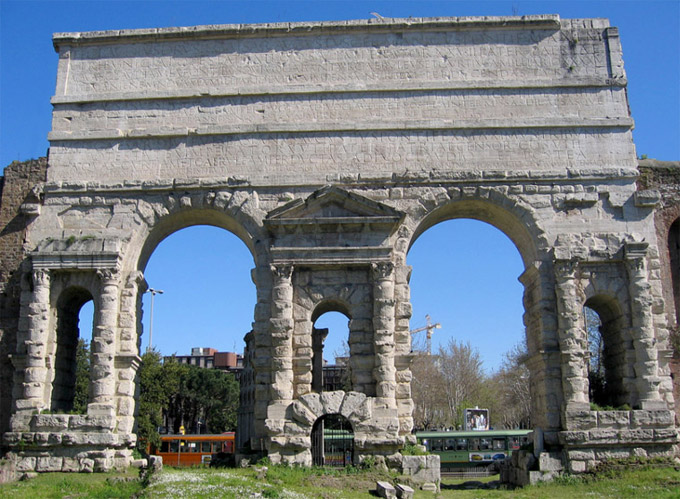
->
[146,288,164,352]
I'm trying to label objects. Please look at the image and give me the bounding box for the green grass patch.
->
[0,469,143,498]
[1,462,678,498]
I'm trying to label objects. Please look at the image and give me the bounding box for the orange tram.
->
[154,433,235,466]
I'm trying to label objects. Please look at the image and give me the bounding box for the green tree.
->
[166,365,239,434]
[137,350,181,453]
[72,338,90,414]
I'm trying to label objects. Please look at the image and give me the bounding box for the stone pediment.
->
[265,186,403,265]
[265,185,402,231]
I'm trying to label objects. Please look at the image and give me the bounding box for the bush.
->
[401,443,428,456]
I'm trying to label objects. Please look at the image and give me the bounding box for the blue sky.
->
[1,1,678,370]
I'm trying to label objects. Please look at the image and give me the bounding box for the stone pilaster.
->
[270,264,294,401]
[393,263,414,436]
[624,242,664,409]
[371,262,396,402]
[14,269,51,413]
[554,260,589,410]
[114,271,145,434]
[520,263,562,436]
[90,269,120,411]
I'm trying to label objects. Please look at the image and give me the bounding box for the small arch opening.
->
[584,296,628,408]
[669,218,680,325]
[312,304,351,393]
[310,414,354,467]
[51,287,94,413]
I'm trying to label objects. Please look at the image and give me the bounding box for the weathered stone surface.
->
[395,483,414,499]
[376,481,396,499]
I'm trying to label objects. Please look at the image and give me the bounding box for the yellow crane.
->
[409,314,441,355]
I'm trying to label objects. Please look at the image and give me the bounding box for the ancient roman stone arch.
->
[1,16,677,473]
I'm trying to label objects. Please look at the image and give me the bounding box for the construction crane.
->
[409,314,441,355]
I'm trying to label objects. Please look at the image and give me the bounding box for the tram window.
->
[431,439,444,451]
[170,440,179,452]
[160,441,170,452]
[456,438,467,451]
[469,438,480,451]
[202,442,212,453]
[445,439,455,450]
[188,442,199,452]
[510,437,520,450]
[480,438,492,450]
[493,438,506,450]
[521,436,531,447]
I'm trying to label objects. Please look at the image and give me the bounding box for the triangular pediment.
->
[266,185,402,222]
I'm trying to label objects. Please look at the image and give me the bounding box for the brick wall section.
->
[637,159,680,423]
[0,157,48,442]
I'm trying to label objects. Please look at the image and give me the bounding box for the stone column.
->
[90,268,120,412]
[15,269,51,413]
[624,242,663,409]
[372,262,396,401]
[269,264,294,401]
[311,327,328,393]
[554,260,589,410]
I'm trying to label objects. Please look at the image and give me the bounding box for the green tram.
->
[415,429,532,471]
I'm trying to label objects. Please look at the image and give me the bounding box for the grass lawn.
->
[0,467,143,498]
[1,462,678,498]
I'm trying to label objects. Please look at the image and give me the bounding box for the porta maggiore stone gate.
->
[2,15,678,473]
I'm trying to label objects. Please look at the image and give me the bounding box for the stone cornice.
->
[50,78,626,105]
[53,15,564,49]
[48,117,634,142]
[41,167,641,195]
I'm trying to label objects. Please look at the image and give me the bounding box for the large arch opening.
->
[407,200,534,431]
[50,286,95,413]
[583,295,629,408]
[139,221,256,357]
[135,215,257,439]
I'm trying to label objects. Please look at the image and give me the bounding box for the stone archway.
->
[2,17,677,474]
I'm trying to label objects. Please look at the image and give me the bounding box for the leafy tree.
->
[137,350,181,453]
[72,338,90,414]
[165,363,239,434]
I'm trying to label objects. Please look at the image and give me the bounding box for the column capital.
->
[125,270,146,291]
[270,263,294,280]
[31,269,50,287]
[554,259,579,280]
[371,262,394,280]
[96,267,121,283]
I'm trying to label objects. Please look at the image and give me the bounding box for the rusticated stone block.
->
[30,414,69,432]
[653,428,679,442]
[630,410,674,428]
[597,410,630,429]
[617,429,654,443]
[559,431,588,445]
[588,429,619,444]
[36,456,63,472]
